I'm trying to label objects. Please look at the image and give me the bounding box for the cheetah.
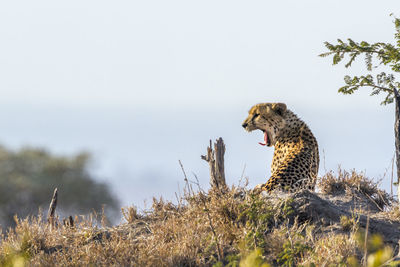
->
[242,103,319,193]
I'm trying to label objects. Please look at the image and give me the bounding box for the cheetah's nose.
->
[242,123,248,128]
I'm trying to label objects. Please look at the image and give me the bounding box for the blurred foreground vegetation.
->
[1,170,400,266]
[0,145,119,228]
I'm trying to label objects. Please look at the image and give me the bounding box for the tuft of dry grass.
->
[300,232,359,266]
[0,170,399,266]
[318,168,394,210]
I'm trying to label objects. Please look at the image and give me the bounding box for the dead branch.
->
[47,188,58,228]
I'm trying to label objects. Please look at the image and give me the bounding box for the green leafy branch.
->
[339,73,400,105]
[319,17,400,105]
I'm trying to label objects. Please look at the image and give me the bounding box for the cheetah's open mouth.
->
[259,130,271,147]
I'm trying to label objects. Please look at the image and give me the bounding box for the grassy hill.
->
[1,170,400,267]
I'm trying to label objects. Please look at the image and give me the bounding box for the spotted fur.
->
[242,103,319,192]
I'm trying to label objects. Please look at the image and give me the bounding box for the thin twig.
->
[178,160,191,197]
[355,83,394,94]
[239,164,246,186]
[178,160,188,183]
[363,192,384,212]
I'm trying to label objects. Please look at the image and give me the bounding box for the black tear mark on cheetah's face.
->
[242,103,319,193]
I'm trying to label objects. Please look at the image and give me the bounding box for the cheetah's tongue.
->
[258,131,267,146]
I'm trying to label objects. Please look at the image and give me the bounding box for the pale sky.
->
[0,1,399,209]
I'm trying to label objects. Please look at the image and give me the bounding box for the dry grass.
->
[318,168,394,210]
[0,170,399,266]
[300,232,359,266]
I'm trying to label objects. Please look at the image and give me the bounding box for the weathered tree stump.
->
[201,137,227,191]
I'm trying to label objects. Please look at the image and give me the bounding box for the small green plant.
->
[340,215,357,232]
[219,254,241,267]
[238,193,296,250]
[238,193,274,249]
[277,236,311,266]
[239,249,270,267]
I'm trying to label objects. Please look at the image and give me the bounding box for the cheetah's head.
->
[242,103,287,147]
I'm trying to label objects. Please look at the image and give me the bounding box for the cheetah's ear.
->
[272,103,287,116]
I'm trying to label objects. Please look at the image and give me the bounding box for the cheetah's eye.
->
[252,113,259,121]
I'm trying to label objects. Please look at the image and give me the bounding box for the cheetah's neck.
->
[279,110,308,138]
